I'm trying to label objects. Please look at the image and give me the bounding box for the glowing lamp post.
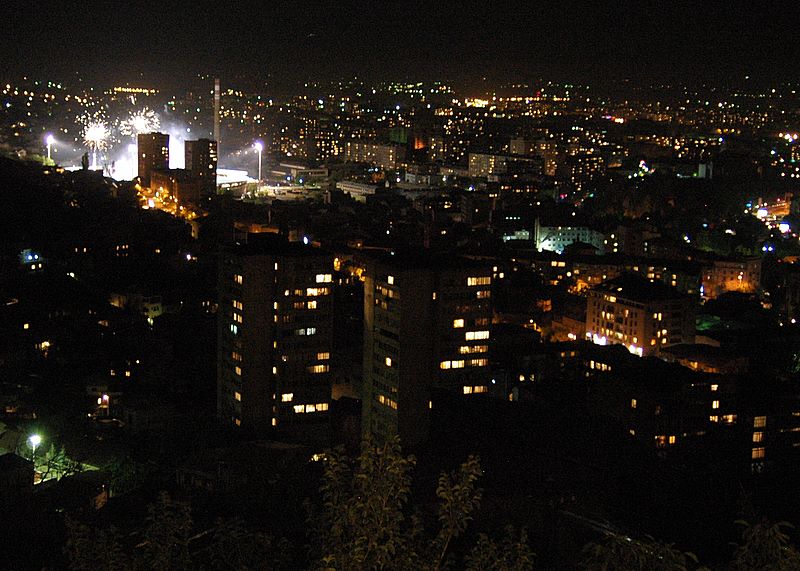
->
[45,134,55,161]
[28,434,42,463]
[254,141,263,183]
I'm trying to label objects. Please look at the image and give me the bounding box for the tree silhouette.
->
[64,517,131,571]
[579,532,698,571]
[730,519,800,571]
[308,437,533,570]
[137,491,193,570]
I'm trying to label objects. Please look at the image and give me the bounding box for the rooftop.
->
[591,273,689,302]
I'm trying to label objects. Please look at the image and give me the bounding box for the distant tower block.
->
[214,78,221,153]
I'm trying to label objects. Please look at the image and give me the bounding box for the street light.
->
[253,141,263,183]
[45,134,55,161]
[28,434,42,463]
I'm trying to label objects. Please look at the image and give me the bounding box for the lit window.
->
[468,358,488,367]
[272,418,277,426]
[272,366,277,375]
[235,366,242,376]
[293,404,305,414]
[466,330,490,341]
[234,391,241,401]
[668,435,676,445]
[453,319,465,328]
[274,262,279,271]
[754,416,767,428]
[229,324,238,335]
[234,274,243,284]
[710,415,719,422]
[463,385,488,394]
[316,402,329,412]
[712,400,720,409]
[385,357,392,367]
[440,361,451,370]
[711,384,718,392]
[234,418,241,426]
[459,345,488,354]
[315,274,332,283]
[476,290,491,299]
[631,399,637,409]
[232,300,243,310]
[752,447,765,460]
[306,287,329,296]
[23,323,29,330]
[387,275,395,285]
[753,431,763,443]
[233,312,243,323]
[467,276,491,286]
[281,393,293,402]
[307,300,317,309]
[317,352,330,360]
[308,364,329,373]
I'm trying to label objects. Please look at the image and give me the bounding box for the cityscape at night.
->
[4,2,800,569]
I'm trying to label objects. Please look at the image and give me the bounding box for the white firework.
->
[83,121,109,151]
[120,108,160,139]
[83,121,109,169]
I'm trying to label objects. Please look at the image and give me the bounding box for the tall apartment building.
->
[137,132,170,188]
[185,138,218,195]
[217,235,334,435]
[361,253,493,448]
[343,141,406,170]
[585,274,695,357]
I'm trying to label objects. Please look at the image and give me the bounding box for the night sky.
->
[6,1,800,88]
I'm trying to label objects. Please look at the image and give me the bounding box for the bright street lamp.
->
[28,434,42,462]
[253,141,263,182]
[45,134,55,161]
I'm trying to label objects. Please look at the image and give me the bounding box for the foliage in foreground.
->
[308,437,534,570]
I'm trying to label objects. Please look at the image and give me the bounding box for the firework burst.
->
[120,107,160,139]
[83,122,109,151]
[82,121,109,169]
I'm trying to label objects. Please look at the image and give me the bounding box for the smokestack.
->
[214,78,221,152]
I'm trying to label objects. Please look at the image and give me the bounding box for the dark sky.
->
[5,1,800,89]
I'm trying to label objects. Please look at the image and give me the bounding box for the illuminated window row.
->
[440,360,465,370]
[307,364,329,374]
[377,394,398,410]
[293,402,329,414]
[316,273,332,283]
[467,276,491,286]
[459,345,488,354]
[463,385,488,395]
[234,274,243,285]
[232,300,243,310]
[465,330,490,341]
